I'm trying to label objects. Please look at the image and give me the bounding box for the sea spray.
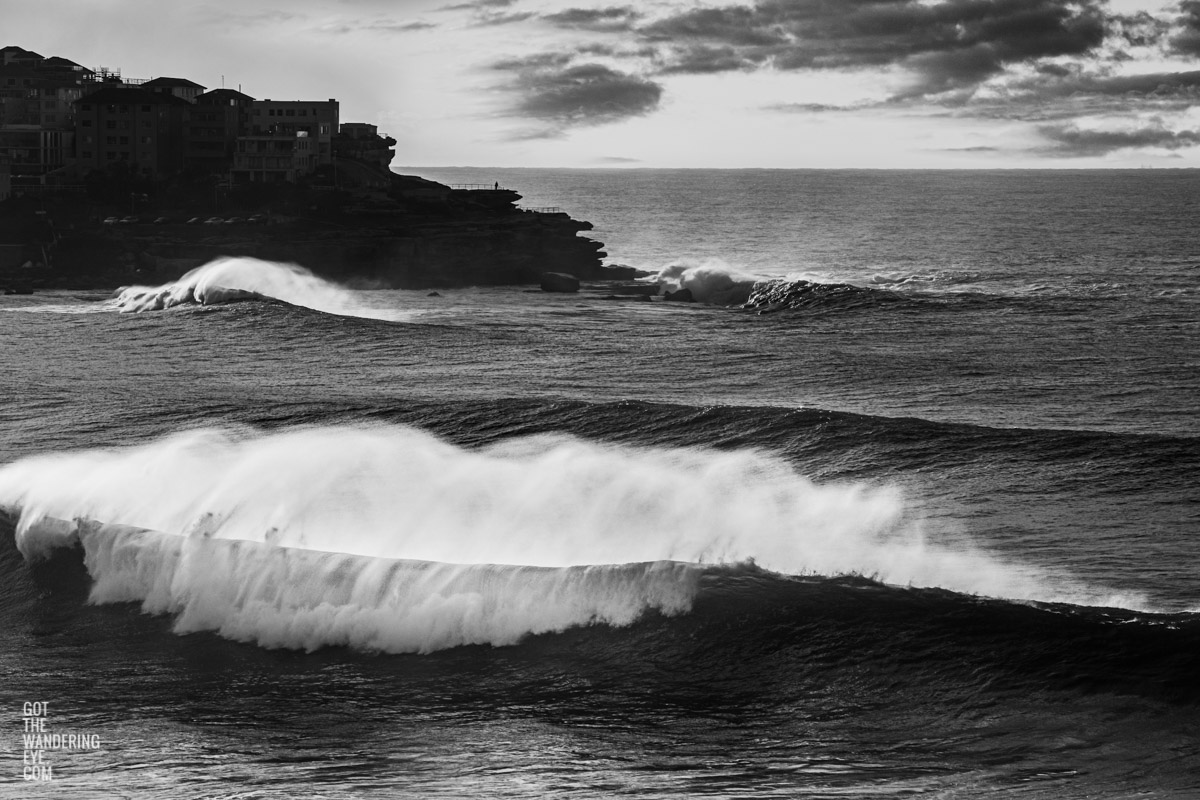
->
[111,256,409,321]
[69,521,699,653]
[0,423,1152,654]
[654,261,765,305]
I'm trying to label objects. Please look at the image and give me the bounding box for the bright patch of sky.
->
[8,0,1200,167]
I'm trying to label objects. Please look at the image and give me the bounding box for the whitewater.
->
[2,168,1198,799]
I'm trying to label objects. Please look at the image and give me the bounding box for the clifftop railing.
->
[448,183,500,190]
[522,206,562,214]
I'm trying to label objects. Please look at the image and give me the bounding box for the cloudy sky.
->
[11,0,1200,167]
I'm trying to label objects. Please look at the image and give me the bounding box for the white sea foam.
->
[654,261,766,305]
[70,522,698,653]
[652,260,843,305]
[111,257,409,321]
[0,424,1152,652]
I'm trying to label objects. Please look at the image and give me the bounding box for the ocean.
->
[1,168,1197,798]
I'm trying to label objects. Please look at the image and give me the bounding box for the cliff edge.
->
[1,169,637,291]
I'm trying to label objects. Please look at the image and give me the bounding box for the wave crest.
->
[0,423,1152,653]
[111,257,406,320]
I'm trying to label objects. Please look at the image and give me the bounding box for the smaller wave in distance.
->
[111,257,410,321]
[652,261,903,312]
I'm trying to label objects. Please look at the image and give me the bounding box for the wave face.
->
[66,522,698,653]
[0,424,1156,654]
[743,276,904,312]
[111,257,406,320]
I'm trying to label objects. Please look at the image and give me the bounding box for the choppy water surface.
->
[1,170,1198,797]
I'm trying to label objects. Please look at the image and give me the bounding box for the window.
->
[285,109,294,116]
[141,105,150,112]
[140,136,151,144]
[81,150,92,158]
[83,135,92,143]
[105,152,117,160]
[81,103,91,111]
[142,120,151,128]
[106,120,116,129]
[118,105,129,113]
[299,109,307,116]
[106,136,117,145]
[119,136,129,145]
[81,119,92,127]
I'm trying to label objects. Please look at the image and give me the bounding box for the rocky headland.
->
[1,170,641,293]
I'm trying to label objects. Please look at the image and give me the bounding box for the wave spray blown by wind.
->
[111,257,407,320]
[0,424,1148,653]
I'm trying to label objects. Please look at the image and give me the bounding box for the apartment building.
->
[73,87,190,178]
[247,99,338,165]
[186,88,254,175]
[0,48,93,180]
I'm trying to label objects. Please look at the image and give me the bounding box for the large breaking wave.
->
[112,257,408,321]
[0,424,1150,653]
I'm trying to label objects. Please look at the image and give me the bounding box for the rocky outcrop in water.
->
[540,272,581,293]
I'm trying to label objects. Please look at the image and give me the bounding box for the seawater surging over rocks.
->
[0,423,1151,654]
[652,262,899,312]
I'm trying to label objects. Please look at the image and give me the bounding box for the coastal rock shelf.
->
[5,171,637,291]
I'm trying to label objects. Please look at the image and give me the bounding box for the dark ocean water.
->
[1,169,1198,797]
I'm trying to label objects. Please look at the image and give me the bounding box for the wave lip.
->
[0,422,1158,620]
[63,520,698,654]
[111,256,406,320]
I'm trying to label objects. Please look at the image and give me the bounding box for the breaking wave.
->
[652,261,902,311]
[111,257,408,321]
[0,424,1152,653]
[654,261,764,304]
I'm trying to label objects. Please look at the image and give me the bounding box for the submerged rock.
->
[663,287,694,302]
[540,272,581,293]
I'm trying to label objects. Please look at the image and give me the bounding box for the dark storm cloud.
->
[1038,122,1200,156]
[1171,0,1200,55]
[656,44,769,74]
[491,56,663,134]
[1108,11,1171,49]
[950,69,1200,121]
[543,7,643,33]
[641,6,791,47]
[631,0,1107,92]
